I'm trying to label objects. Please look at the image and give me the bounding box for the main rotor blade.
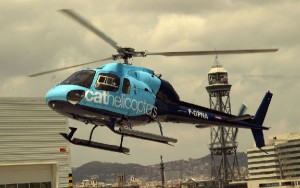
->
[28,57,112,77]
[59,9,120,50]
[147,49,278,56]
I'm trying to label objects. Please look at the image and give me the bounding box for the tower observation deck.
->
[206,56,240,188]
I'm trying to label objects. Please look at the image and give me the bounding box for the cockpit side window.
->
[95,73,120,92]
[122,78,131,94]
[60,70,96,88]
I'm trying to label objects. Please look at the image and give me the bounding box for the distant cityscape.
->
[73,133,300,188]
[73,152,247,183]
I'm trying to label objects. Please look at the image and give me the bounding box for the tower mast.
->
[206,56,240,188]
[160,155,165,188]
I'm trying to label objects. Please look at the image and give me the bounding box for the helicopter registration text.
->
[188,109,208,119]
[85,90,157,117]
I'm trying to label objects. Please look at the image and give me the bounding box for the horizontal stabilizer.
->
[227,114,252,122]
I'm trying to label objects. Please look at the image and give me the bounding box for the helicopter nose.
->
[46,85,86,108]
[45,85,68,105]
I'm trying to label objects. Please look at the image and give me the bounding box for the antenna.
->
[160,155,165,188]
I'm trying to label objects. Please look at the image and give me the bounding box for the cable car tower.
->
[206,56,240,188]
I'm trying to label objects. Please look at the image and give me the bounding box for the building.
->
[247,133,300,187]
[181,178,219,188]
[0,97,71,188]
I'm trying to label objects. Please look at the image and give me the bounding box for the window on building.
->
[6,185,17,188]
[248,159,278,165]
[0,182,51,188]
[247,148,275,154]
[282,181,294,186]
[219,73,228,84]
[122,78,131,94]
[95,73,120,92]
[248,153,277,159]
[259,182,280,187]
[250,170,280,176]
[18,184,29,188]
[208,74,217,85]
[30,183,40,188]
[41,182,51,188]
[248,164,280,170]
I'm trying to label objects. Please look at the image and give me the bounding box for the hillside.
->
[73,152,247,183]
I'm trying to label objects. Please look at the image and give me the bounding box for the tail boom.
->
[157,91,272,148]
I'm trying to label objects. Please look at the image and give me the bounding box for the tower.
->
[160,155,165,188]
[206,56,240,187]
[117,173,126,187]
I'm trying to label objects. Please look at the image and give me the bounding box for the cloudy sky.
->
[1,0,300,167]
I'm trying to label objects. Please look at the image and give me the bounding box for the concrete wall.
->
[0,97,71,188]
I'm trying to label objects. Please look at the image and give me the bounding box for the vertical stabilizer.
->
[251,91,273,148]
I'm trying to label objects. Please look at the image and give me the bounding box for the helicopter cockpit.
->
[60,70,95,88]
[60,70,125,93]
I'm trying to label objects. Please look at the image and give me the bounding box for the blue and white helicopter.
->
[30,10,277,154]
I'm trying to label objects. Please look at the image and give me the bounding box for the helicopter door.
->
[122,78,131,94]
[121,78,131,115]
[125,78,155,116]
[93,73,126,115]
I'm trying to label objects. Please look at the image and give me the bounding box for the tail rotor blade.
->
[234,103,248,142]
[238,103,247,116]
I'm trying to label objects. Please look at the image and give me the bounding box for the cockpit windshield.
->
[60,70,96,88]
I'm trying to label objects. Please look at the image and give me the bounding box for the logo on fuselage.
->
[84,90,157,117]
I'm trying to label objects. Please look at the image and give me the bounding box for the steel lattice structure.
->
[206,57,240,188]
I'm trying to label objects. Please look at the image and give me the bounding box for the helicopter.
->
[29,9,277,154]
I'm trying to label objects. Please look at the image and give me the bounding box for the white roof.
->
[208,66,227,74]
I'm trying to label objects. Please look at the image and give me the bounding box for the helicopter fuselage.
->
[46,62,270,132]
[45,62,273,152]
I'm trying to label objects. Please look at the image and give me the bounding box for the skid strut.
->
[60,118,177,153]
[113,116,177,145]
[60,127,130,154]
[117,127,177,144]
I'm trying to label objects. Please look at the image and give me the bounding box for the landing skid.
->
[116,127,177,144]
[60,118,177,154]
[60,127,130,154]
[112,116,177,145]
